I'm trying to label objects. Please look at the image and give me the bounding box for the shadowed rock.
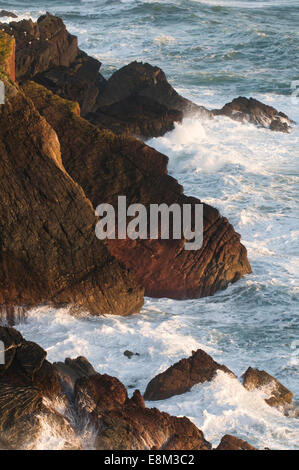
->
[0,74,143,316]
[87,61,213,138]
[0,326,82,449]
[144,349,235,401]
[242,367,293,408]
[54,357,97,391]
[22,80,251,300]
[216,434,256,450]
[75,373,212,450]
[0,13,106,115]
[0,11,17,19]
[213,96,292,133]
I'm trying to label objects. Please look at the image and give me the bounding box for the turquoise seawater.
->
[1,0,298,449]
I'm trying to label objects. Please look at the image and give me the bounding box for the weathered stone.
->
[144,349,235,401]
[23,80,251,301]
[216,434,256,450]
[213,96,292,133]
[0,31,15,81]
[0,76,143,316]
[242,367,293,408]
[75,373,212,450]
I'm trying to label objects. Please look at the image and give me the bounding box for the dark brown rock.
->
[144,349,235,401]
[54,356,97,390]
[0,326,82,449]
[216,434,256,450]
[75,373,212,450]
[0,326,60,399]
[0,75,143,315]
[34,52,107,116]
[242,367,293,408]
[213,96,292,133]
[0,13,78,81]
[23,80,251,301]
[87,61,212,139]
[0,11,18,19]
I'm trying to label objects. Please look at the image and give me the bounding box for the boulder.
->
[54,356,97,391]
[0,326,61,399]
[216,434,256,450]
[144,349,235,401]
[34,52,107,116]
[0,31,15,81]
[0,13,78,81]
[242,367,293,408]
[0,326,82,449]
[22,80,251,300]
[87,61,212,138]
[75,373,212,450]
[0,11,17,19]
[0,75,143,316]
[213,96,292,133]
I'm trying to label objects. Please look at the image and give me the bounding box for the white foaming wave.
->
[152,370,299,450]
[15,304,299,450]
[154,34,176,45]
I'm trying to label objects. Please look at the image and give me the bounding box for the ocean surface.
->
[1,0,298,450]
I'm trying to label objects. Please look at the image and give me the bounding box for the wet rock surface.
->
[0,75,143,316]
[242,367,293,408]
[23,80,251,300]
[216,434,256,450]
[144,349,235,401]
[213,96,292,133]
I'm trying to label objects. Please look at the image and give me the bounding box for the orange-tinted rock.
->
[144,349,235,401]
[23,80,251,301]
[0,31,15,81]
[0,76,143,316]
[216,434,256,450]
[242,367,293,408]
[75,373,212,450]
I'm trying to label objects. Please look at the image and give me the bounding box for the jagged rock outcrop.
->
[1,14,211,136]
[0,13,106,115]
[0,11,17,19]
[144,349,235,401]
[242,367,293,409]
[216,435,256,450]
[0,326,81,449]
[213,97,292,133]
[75,373,212,450]
[22,80,251,300]
[0,31,15,81]
[0,13,78,81]
[87,61,212,138]
[0,75,143,316]
[54,356,97,391]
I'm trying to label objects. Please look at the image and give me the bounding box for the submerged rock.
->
[0,74,143,316]
[213,96,292,133]
[144,349,235,401]
[242,367,293,408]
[23,80,251,300]
[75,373,212,450]
[216,434,256,450]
